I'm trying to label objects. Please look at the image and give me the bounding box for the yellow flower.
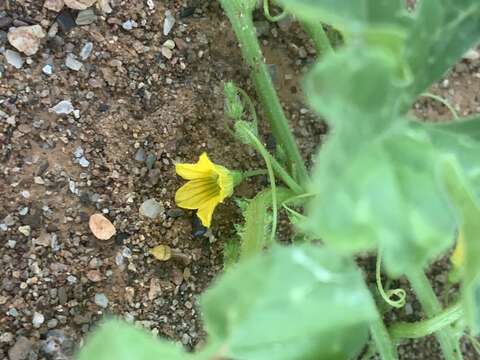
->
[175,153,238,228]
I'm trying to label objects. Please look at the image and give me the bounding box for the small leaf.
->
[77,320,189,360]
[201,244,377,360]
[150,245,172,261]
[89,213,116,240]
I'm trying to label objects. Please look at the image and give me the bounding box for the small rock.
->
[76,8,97,25]
[89,213,116,240]
[8,336,32,360]
[163,10,175,36]
[0,16,13,29]
[50,100,74,114]
[47,319,58,329]
[78,156,89,167]
[7,240,16,248]
[192,216,207,238]
[79,41,93,60]
[56,10,76,32]
[145,153,156,169]
[150,245,172,261]
[134,148,146,162]
[163,39,175,49]
[32,312,45,328]
[161,46,173,59]
[167,208,184,218]
[18,225,31,237]
[74,146,84,158]
[180,7,196,18]
[94,293,108,308]
[463,48,480,61]
[42,64,53,75]
[8,25,46,55]
[44,0,65,12]
[139,199,163,219]
[4,50,24,69]
[86,270,102,282]
[0,332,14,343]
[65,0,96,10]
[122,19,137,31]
[98,0,112,13]
[65,53,83,71]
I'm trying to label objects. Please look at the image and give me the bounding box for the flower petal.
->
[175,153,215,180]
[197,197,221,228]
[175,178,219,209]
[214,164,234,200]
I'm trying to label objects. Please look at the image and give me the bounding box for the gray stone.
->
[139,199,163,219]
[122,19,137,31]
[65,53,83,71]
[42,64,53,75]
[79,41,93,60]
[134,148,146,162]
[8,336,32,360]
[163,10,175,35]
[4,50,24,69]
[32,312,45,328]
[76,8,97,25]
[50,100,74,114]
[94,293,108,308]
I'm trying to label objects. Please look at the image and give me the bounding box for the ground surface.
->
[0,1,479,360]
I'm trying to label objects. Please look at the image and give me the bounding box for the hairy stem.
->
[301,21,333,56]
[220,0,309,186]
[407,271,463,360]
[370,317,399,360]
[389,302,463,340]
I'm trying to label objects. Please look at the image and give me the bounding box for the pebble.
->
[94,293,108,308]
[76,8,97,25]
[145,153,156,169]
[192,216,207,238]
[8,25,46,55]
[139,198,163,219]
[65,53,83,71]
[79,41,93,60]
[163,10,175,36]
[86,270,102,282]
[166,208,184,218]
[8,336,32,360]
[44,0,65,12]
[32,312,45,328]
[122,19,138,31]
[7,240,17,248]
[18,225,31,236]
[4,49,24,69]
[56,10,76,32]
[65,0,96,10]
[74,146,84,158]
[47,318,58,329]
[42,64,53,75]
[463,48,480,61]
[50,100,74,114]
[134,148,146,162]
[78,156,90,167]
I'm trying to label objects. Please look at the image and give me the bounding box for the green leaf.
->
[276,0,408,32]
[306,121,455,276]
[304,46,406,134]
[414,117,480,191]
[441,159,480,335]
[201,244,377,360]
[405,0,480,100]
[77,320,188,360]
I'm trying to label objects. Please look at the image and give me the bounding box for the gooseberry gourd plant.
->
[79,1,480,359]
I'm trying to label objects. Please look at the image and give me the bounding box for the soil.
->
[0,1,478,360]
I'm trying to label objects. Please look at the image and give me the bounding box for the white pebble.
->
[163,10,175,35]
[32,312,45,328]
[4,50,24,69]
[50,100,74,115]
[42,64,53,75]
[80,42,93,60]
[65,53,83,71]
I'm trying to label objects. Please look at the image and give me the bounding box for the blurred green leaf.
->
[442,160,480,335]
[201,244,376,360]
[77,320,188,360]
[405,0,480,101]
[276,0,408,31]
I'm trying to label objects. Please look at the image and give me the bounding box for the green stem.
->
[220,0,309,186]
[370,318,399,360]
[407,271,463,360]
[242,169,268,178]
[389,302,463,340]
[270,155,304,195]
[301,21,334,56]
[263,0,287,22]
[421,92,459,120]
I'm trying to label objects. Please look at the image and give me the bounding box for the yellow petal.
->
[175,153,215,180]
[175,178,219,209]
[197,197,221,228]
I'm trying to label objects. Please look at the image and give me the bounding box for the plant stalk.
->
[301,21,333,56]
[407,271,463,360]
[370,317,399,360]
[389,302,463,340]
[220,0,309,186]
